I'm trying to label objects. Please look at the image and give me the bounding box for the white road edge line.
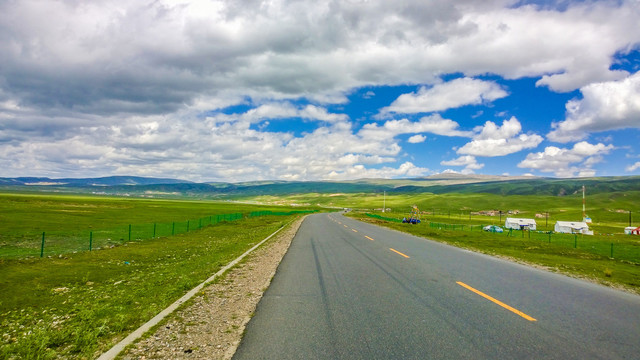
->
[98,222,290,360]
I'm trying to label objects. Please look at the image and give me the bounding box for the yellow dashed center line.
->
[456,281,537,322]
[344,225,348,228]
[389,248,410,258]
[352,229,358,233]
[365,236,374,241]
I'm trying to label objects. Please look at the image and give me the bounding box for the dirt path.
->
[120,216,305,360]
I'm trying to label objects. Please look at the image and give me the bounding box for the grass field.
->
[0,193,315,359]
[256,191,640,233]
[3,189,640,358]
[0,192,316,258]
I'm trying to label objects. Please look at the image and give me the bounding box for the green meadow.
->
[2,189,640,358]
[261,190,640,232]
[0,192,315,359]
[0,192,314,258]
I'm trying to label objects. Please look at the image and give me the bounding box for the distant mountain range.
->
[2,174,640,198]
[0,176,193,187]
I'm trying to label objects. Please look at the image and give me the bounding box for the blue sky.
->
[1,0,640,182]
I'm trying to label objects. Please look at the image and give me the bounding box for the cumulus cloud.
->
[627,162,640,172]
[0,0,638,180]
[1,0,638,116]
[441,155,484,174]
[209,102,349,124]
[326,162,430,180]
[359,114,472,140]
[517,141,615,177]
[457,117,543,156]
[548,71,640,142]
[407,134,426,143]
[381,77,508,114]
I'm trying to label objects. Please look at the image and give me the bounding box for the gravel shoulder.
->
[119,216,305,360]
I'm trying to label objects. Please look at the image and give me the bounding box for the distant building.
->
[625,226,640,235]
[505,217,537,230]
[554,221,593,235]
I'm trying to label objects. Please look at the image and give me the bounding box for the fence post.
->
[574,234,577,248]
[40,232,45,258]
[187,220,190,232]
[610,243,614,258]
[153,223,156,238]
[128,224,132,241]
[89,231,93,251]
[172,222,175,235]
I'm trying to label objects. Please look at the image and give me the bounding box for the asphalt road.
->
[233,213,640,359]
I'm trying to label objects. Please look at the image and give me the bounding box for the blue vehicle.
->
[402,205,421,224]
[483,225,503,233]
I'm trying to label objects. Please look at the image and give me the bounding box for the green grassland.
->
[0,192,317,258]
[0,193,315,359]
[258,191,640,232]
[3,187,640,358]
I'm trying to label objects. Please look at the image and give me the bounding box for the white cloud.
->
[381,77,508,114]
[209,102,348,124]
[457,117,543,156]
[359,114,472,140]
[441,155,484,173]
[407,134,426,143]
[0,1,638,180]
[626,162,640,172]
[517,141,615,177]
[548,71,640,142]
[325,162,430,180]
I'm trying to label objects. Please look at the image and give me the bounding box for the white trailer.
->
[554,221,593,235]
[504,217,537,230]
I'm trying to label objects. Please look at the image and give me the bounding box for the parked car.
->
[483,225,504,233]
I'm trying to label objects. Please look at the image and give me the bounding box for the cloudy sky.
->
[1,0,640,182]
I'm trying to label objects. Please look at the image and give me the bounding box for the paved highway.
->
[233,213,640,359]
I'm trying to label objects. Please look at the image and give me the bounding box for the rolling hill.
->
[1,174,640,198]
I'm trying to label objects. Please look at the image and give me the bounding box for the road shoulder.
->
[120,216,305,360]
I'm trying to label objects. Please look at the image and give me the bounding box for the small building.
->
[505,217,537,230]
[554,221,593,235]
[625,226,640,235]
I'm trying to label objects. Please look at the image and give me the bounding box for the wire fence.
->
[1,210,318,259]
[371,217,640,264]
[364,213,403,223]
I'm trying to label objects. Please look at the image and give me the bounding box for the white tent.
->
[554,221,593,235]
[505,217,537,230]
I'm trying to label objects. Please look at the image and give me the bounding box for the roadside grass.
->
[0,192,315,258]
[348,213,640,293]
[0,192,307,235]
[263,191,640,233]
[0,215,296,359]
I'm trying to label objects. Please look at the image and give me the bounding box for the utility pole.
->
[545,211,548,228]
[382,191,386,213]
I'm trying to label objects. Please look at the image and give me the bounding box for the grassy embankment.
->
[0,193,315,359]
